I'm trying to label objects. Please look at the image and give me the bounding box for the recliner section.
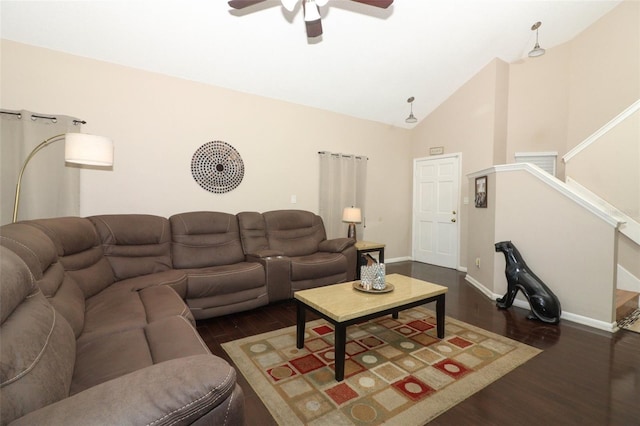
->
[0,209,353,425]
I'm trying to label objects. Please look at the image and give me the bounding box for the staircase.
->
[616,289,640,322]
[562,99,640,328]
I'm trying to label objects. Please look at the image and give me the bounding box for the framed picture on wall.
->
[475,176,487,208]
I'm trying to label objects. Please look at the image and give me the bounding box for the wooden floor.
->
[196,261,640,425]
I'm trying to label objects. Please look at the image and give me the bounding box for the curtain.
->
[1,110,83,224]
[318,151,368,239]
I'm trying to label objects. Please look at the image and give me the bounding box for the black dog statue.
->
[495,241,561,324]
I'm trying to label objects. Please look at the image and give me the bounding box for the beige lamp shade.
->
[65,133,114,166]
[342,207,362,223]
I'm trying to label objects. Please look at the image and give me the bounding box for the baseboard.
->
[617,264,640,293]
[464,274,617,333]
[457,266,467,273]
[464,274,495,300]
[386,256,411,264]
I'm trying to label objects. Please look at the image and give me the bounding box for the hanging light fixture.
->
[405,97,417,124]
[528,21,546,58]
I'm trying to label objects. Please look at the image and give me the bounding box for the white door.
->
[412,155,460,268]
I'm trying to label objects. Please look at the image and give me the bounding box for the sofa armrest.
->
[246,253,292,302]
[10,355,241,426]
[318,238,355,253]
[245,249,284,259]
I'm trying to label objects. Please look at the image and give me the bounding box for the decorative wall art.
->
[475,175,487,208]
[191,141,244,193]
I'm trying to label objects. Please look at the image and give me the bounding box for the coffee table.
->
[294,273,447,381]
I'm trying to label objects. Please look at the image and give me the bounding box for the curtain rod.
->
[1,110,86,126]
[318,151,368,160]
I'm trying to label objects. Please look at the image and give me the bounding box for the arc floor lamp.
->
[12,132,113,223]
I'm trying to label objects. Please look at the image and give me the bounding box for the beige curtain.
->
[1,110,83,224]
[318,151,367,239]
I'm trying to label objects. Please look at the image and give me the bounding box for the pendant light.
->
[405,97,417,124]
[528,21,546,58]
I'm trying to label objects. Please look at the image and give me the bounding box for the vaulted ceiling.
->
[0,0,621,128]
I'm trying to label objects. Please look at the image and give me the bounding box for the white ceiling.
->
[0,0,621,128]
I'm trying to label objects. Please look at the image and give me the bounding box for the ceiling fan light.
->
[528,21,546,58]
[280,0,298,11]
[528,44,546,58]
[303,0,321,22]
[405,96,418,124]
[315,0,329,6]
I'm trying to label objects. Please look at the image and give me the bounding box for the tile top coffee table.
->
[294,273,448,381]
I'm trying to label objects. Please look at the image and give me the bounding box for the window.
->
[514,152,558,176]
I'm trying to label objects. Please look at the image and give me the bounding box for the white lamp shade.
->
[342,207,362,223]
[64,133,113,166]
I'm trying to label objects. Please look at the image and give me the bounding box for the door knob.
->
[451,218,456,223]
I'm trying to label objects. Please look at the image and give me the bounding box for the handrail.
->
[468,163,622,228]
[566,176,640,245]
[563,99,640,163]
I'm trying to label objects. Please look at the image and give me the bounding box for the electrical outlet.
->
[475,257,481,268]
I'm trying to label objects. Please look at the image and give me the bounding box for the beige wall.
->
[566,111,639,221]
[0,40,413,259]
[411,58,509,268]
[2,1,637,280]
[466,173,497,288]
[493,169,617,324]
[507,43,571,178]
[566,0,640,150]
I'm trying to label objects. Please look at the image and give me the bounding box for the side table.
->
[354,241,385,279]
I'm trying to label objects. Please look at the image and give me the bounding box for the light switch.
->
[290,195,297,204]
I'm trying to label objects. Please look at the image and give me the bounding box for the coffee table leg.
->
[436,294,445,338]
[296,301,306,349]
[334,324,346,381]
[392,311,399,319]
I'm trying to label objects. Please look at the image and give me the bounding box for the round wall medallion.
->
[191,141,244,193]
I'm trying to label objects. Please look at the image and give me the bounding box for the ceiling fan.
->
[228,0,394,38]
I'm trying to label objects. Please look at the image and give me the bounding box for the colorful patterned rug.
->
[223,306,541,425]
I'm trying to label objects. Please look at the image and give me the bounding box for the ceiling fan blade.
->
[228,0,268,9]
[305,19,323,37]
[349,0,393,8]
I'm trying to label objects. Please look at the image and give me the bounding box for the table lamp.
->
[342,207,361,240]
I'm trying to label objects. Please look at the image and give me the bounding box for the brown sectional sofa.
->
[0,209,355,425]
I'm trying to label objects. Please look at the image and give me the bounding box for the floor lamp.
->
[12,132,113,223]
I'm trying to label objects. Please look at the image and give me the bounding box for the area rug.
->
[222,306,541,425]
[618,308,640,333]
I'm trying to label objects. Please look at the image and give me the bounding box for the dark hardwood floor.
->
[196,261,640,425]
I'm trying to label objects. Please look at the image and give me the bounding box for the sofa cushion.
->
[89,214,173,280]
[0,223,57,281]
[184,262,265,299]
[170,212,246,268]
[237,211,270,254]
[0,223,86,338]
[290,252,348,281]
[0,247,76,424]
[110,269,188,299]
[72,315,210,395]
[263,210,327,257]
[25,218,114,298]
[80,283,194,342]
